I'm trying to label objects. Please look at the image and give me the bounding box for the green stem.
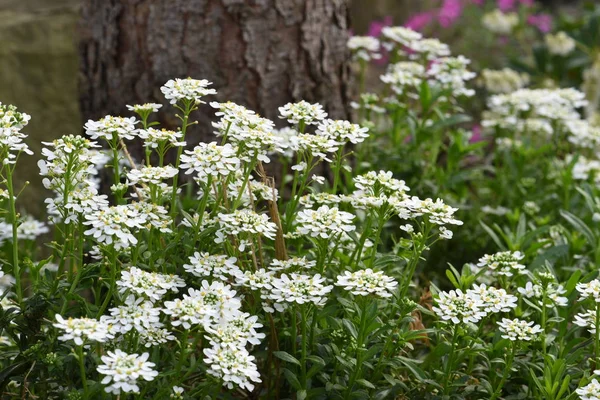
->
[78,346,89,398]
[595,303,600,369]
[490,344,515,400]
[443,327,459,395]
[170,101,193,224]
[96,246,117,318]
[332,146,344,194]
[300,306,308,390]
[344,299,369,399]
[6,168,21,304]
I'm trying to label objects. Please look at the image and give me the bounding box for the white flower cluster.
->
[126,103,162,114]
[212,102,283,163]
[481,68,529,94]
[433,284,517,324]
[183,252,241,280]
[576,279,600,302]
[380,62,425,94]
[179,142,240,184]
[216,209,277,244]
[127,165,178,186]
[97,349,158,395]
[0,103,33,163]
[53,315,113,345]
[295,205,356,239]
[316,119,370,145]
[482,88,587,136]
[84,115,138,141]
[336,269,398,298]
[269,273,333,307]
[83,204,148,250]
[482,9,519,35]
[161,78,216,105]
[577,379,600,400]
[518,280,568,307]
[278,101,328,126]
[137,128,185,149]
[477,251,526,278]
[116,267,185,301]
[497,318,543,341]
[347,36,381,62]
[545,31,576,56]
[427,56,476,97]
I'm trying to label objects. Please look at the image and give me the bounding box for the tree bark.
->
[78,0,352,150]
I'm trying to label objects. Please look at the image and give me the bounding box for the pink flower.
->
[497,0,517,11]
[498,0,535,10]
[367,16,393,38]
[438,0,463,28]
[527,14,553,33]
[470,125,483,143]
[405,12,434,32]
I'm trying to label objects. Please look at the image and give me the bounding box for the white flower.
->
[518,281,568,307]
[105,295,162,334]
[180,142,240,184]
[468,284,517,313]
[184,252,241,280]
[573,309,598,334]
[171,386,184,399]
[161,78,217,104]
[53,315,112,345]
[293,133,341,160]
[0,103,32,162]
[576,279,600,302]
[498,318,543,341]
[295,205,356,239]
[216,209,277,242]
[354,170,410,197]
[381,26,422,49]
[347,36,381,61]
[545,32,576,56]
[137,128,185,149]
[432,289,487,324]
[278,101,327,126]
[336,269,398,298]
[126,103,162,114]
[126,165,178,186]
[316,119,369,145]
[268,273,332,307]
[428,56,476,97]
[410,38,451,60]
[15,216,49,240]
[116,267,185,301]
[577,379,600,400]
[97,349,158,395]
[399,196,463,226]
[481,68,529,94]
[482,10,519,35]
[83,205,147,250]
[84,116,138,141]
[163,282,242,329]
[380,62,425,94]
[270,257,316,271]
[205,312,265,349]
[477,251,526,277]
[129,325,171,348]
[203,344,262,391]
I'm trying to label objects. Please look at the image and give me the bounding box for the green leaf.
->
[357,379,376,389]
[282,368,301,390]
[274,351,301,366]
[560,209,595,244]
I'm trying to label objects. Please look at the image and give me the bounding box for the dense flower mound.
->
[5,16,600,399]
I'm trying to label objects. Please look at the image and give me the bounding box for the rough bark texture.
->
[78,0,351,150]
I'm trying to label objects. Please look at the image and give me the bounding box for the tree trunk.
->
[78,0,352,151]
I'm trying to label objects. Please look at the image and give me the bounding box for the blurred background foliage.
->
[0,0,583,216]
